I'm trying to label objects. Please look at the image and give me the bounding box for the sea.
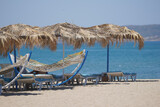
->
[0,41,160,79]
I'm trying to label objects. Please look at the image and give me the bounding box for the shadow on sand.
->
[1,79,159,96]
[1,92,41,96]
[136,79,159,82]
[65,82,130,86]
[1,86,74,96]
[50,86,74,91]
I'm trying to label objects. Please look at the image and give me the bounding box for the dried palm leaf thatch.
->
[0,30,20,56]
[41,23,144,49]
[0,24,57,54]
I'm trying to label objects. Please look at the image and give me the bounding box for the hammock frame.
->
[54,50,88,86]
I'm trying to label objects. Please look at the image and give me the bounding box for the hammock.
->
[0,50,88,89]
[0,54,29,75]
[19,50,85,72]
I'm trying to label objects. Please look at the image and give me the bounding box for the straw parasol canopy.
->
[41,23,144,49]
[0,30,20,56]
[0,24,57,56]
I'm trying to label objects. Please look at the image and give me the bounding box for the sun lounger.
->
[106,72,123,81]
[64,73,81,85]
[17,74,35,90]
[35,74,55,90]
[63,73,101,85]
[52,74,64,84]
[105,71,137,82]
[80,74,101,85]
[120,73,137,82]
[17,74,55,90]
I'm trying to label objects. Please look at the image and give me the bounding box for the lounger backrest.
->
[107,72,123,76]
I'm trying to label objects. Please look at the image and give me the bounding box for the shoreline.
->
[0,79,160,107]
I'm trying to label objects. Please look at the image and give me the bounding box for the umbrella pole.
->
[62,39,65,78]
[14,45,16,63]
[13,44,18,89]
[107,44,109,72]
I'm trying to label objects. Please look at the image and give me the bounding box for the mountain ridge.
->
[125,24,160,41]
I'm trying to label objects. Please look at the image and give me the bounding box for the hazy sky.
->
[0,0,160,27]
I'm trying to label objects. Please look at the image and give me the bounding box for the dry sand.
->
[0,79,160,107]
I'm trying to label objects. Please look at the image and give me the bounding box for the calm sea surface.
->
[0,41,160,79]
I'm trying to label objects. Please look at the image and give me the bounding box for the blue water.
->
[0,41,160,79]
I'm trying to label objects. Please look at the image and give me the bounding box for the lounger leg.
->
[50,81,53,89]
[131,76,133,81]
[117,76,119,81]
[72,79,74,85]
[56,80,59,84]
[110,76,112,81]
[32,83,35,89]
[119,76,122,81]
[76,78,79,84]
[123,76,126,82]
[99,76,101,82]
[35,83,38,88]
[19,83,22,90]
[81,78,83,84]
[126,76,128,82]
[84,77,88,85]
[38,82,42,91]
[8,85,11,90]
[95,77,99,85]
[134,75,136,81]
[113,76,115,81]
[24,83,27,90]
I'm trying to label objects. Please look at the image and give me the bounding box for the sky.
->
[0,0,160,27]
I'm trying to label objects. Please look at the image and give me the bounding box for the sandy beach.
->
[0,79,160,107]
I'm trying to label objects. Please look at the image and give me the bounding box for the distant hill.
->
[126,24,160,41]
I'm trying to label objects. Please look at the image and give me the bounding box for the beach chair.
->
[80,74,101,85]
[106,72,123,81]
[63,73,81,85]
[52,74,64,84]
[17,74,36,90]
[17,74,55,90]
[63,73,101,85]
[106,71,137,82]
[120,73,137,82]
[35,74,55,90]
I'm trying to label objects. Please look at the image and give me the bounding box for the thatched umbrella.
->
[41,22,144,49]
[0,24,58,89]
[0,24,57,56]
[41,23,144,72]
[0,30,20,56]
